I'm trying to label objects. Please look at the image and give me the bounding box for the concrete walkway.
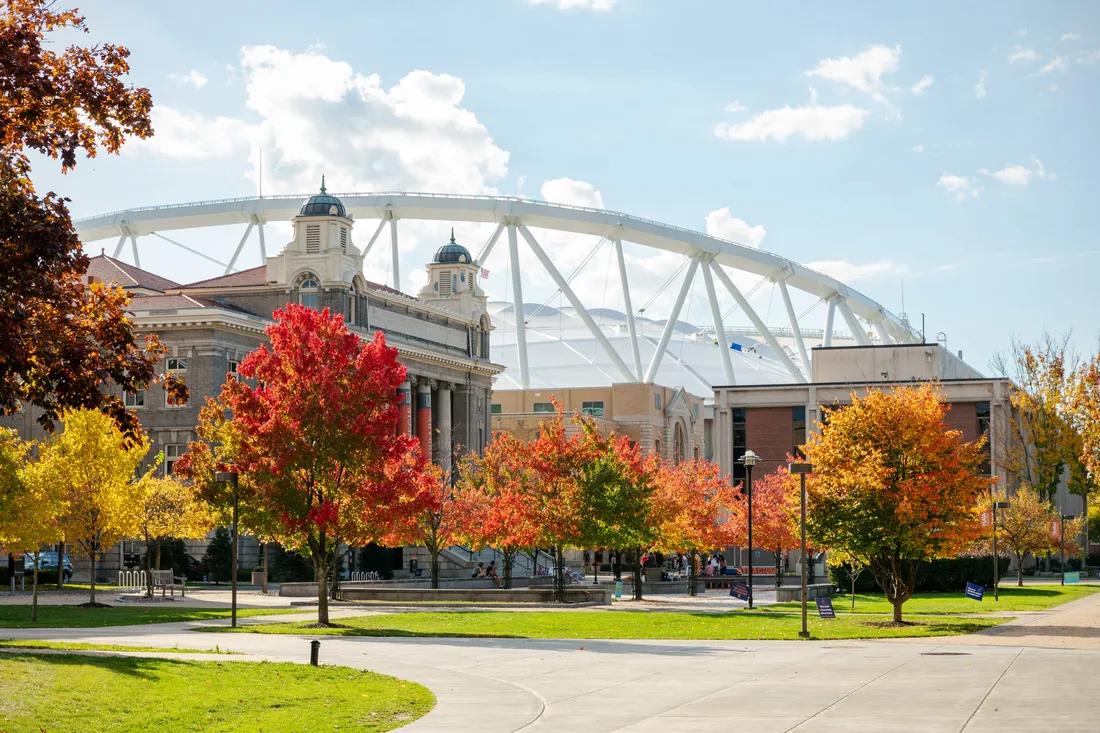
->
[4,592,1100,732]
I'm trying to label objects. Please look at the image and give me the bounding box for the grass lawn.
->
[0,605,301,629]
[200,610,1005,641]
[766,584,1100,615]
[0,652,433,733]
[0,639,240,654]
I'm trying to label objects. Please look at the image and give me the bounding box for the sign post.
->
[614,580,623,600]
[789,461,814,639]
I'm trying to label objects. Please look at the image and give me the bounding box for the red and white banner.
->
[1051,519,1062,540]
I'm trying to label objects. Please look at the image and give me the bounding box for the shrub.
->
[202,528,233,583]
[830,556,1011,594]
[269,546,315,583]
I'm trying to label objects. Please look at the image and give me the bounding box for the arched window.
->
[347,281,360,325]
[297,274,319,310]
[674,422,685,464]
[654,438,662,457]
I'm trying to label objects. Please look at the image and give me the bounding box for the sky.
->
[33,0,1100,373]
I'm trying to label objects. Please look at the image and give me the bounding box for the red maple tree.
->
[750,467,801,588]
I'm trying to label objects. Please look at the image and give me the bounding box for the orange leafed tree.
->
[751,467,801,588]
[652,457,745,595]
[805,385,989,623]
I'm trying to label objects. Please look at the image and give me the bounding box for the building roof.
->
[126,293,262,317]
[298,176,347,218]
[177,266,268,289]
[86,254,180,293]
[433,229,474,264]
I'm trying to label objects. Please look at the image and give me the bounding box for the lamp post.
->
[992,500,1009,601]
[215,470,239,628]
[789,461,813,639]
[1060,514,1075,586]
[740,449,759,609]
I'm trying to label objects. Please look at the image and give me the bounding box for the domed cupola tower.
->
[266,177,365,290]
[419,230,491,347]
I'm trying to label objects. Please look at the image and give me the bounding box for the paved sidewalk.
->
[4,591,1100,732]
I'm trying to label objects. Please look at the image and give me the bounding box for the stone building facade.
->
[3,185,503,582]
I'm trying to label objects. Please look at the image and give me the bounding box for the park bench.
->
[150,569,187,597]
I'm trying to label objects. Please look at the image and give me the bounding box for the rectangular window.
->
[164,444,186,475]
[793,406,806,459]
[532,402,554,413]
[305,225,320,253]
[165,358,188,407]
[732,407,747,482]
[654,392,663,410]
[124,390,145,408]
[490,403,502,414]
[976,401,991,476]
[228,359,238,376]
[582,401,604,417]
[340,226,348,254]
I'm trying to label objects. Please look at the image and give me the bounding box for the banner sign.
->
[729,581,751,601]
[1051,519,1062,540]
[614,581,623,600]
[815,597,835,619]
[965,582,984,601]
[1064,571,1080,584]
[980,511,991,528]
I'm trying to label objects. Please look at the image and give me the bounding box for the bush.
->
[830,556,1011,594]
[202,528,233,584]
[269,546,314,583]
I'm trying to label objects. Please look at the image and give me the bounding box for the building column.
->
[397,380,412,436]
[436,383,453,475]
[416,382,432,459]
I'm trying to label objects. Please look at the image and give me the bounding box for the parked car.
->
[24,551,74,582]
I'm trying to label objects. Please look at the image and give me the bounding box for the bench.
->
[150,569,186,597]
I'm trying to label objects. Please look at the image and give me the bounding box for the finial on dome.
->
[320,174,326,194]
[450,227,456,244]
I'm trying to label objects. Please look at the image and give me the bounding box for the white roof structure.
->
[75,191,917,401]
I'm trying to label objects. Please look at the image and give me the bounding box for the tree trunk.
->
[688,550,697,597]
[315,555,330,625]
[851,568,857,611]
[891,597,904,623]
[774,548,782,589]
[430,547,441,590]
[32,552,39,623]
[555,546,566,603]
[502,548,515,589]
[88,549,97,606]
[56,541,65,590]
[632,546,644,601]
[262,543,270,594]
[145,533,155,597]
[156,540,162,573]
[1016,552,1024,587]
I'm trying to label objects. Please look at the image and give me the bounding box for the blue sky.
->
[37,1,1100,371]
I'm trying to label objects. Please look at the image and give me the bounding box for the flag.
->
[481,268,489,279]
[730,342,743,352]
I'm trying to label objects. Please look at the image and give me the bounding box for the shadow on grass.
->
[2,649,199,680]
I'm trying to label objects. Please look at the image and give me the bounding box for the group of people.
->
[471,561,501,587]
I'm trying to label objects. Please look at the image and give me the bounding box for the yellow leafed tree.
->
[138,475,213,596]
[25,409,150,606]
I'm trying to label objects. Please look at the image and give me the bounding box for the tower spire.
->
[320,174,326,194]
[450,227,456,244]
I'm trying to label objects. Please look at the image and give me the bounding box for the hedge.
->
[830,556,1012,594]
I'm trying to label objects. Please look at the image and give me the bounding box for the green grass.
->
[0,605,301,629]
[0,652,433,733]
[767,584,1100,615]
[0,639,240,654]
[200,610,1006,641]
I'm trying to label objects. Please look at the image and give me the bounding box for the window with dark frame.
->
[532,402,554,413]
[976,401,991,475]
[793,406,806,459]
[732,407,747,482]
[581,400,604,417]
[490,403,502,414]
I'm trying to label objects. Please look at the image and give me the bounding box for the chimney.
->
[957,350,963,360]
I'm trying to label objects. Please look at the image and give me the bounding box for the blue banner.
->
[730,581,751,601]
[614,580,623,599]
[1064,571,1080,584]
[815,597,835,619]
[965,582,984,601]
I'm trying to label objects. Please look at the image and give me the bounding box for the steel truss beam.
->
[710,262,807,383]
[476,222,506,264]
[518,225,635,382]
[836,297,871,345]
[778,279,810,375]
[644,257,700,384]
[822,295,837,347]
[507,224,530,388]
[150,232,229,268]
[613,235,644,379]
[699,256,735,385]
[362,219,387,256]
[224,222,255,275]
[389,216,400,290]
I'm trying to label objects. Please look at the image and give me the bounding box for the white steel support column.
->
[644,258,699,384]
[257,222,267,260]
[151,232,229,268]
[224,222,255,275]
[476,222,506,264]
[519,225,635,382]
[112,233,127,258]
[362,219,387,256]
[507,224,530,388]
[389,218,401,290]
[823,296,837,347]
[129,235,141,269]
[836,298,871,345]
[700,257,735,385]
[710,262,807,383]
[873,318,893,344]
[778,280,810,375]
[613,236,643,379]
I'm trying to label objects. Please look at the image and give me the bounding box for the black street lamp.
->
[215,470,239,628]
[992,500,1009,601]
[789,461,813,639]
[740,449,760,609]
[1060,513,1076,586]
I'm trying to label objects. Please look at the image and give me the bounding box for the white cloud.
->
[540,177,604,208]
[979,155,1055,186]
[910,74,934,95]
[526,0,617,9]
[168,69,208,89]
[1062,33,1081,41]
[1031,155,1055,180]
[805,44,901,104]
[937,173,980,201]
[1029,57,1068,76]
[705,208,765,248]
[805,259,908,283]
[1008,46,1040,63]
[911,144,924,152]
[714,104,869,142]
[1078,49,1100,65]
[724,100,747,112]
[140,107,256,158]
[974,70,988,99]
[1017,29,1028,36]
[936,264,957,271]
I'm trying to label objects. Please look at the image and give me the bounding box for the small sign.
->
[1051,519,1062,540]
[965,582,984,601]
[614,580,623,599]
[730,581,751,601]
[1064,571,1080,584]
[980,511,991,528]
[754,550,761,558]
[815,597,835,619]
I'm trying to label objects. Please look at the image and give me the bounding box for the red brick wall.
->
[944,402,979,444]
[746,406,794,478]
